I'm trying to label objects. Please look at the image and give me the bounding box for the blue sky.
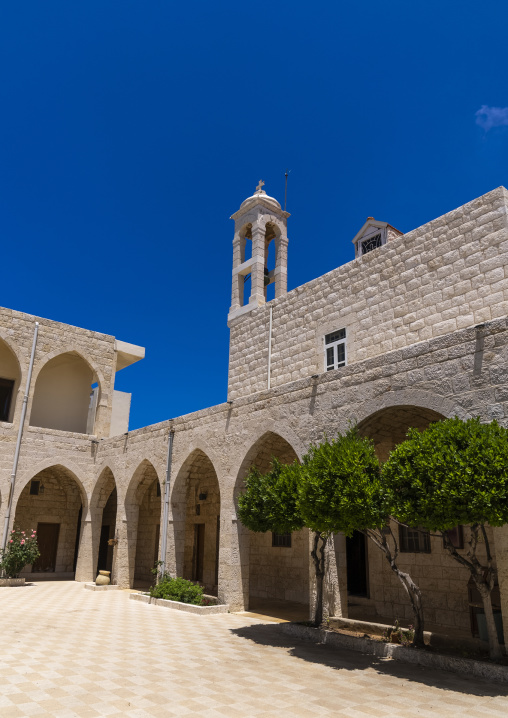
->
[2,1,508,429]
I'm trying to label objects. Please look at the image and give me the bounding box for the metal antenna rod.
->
[284,169,291,212]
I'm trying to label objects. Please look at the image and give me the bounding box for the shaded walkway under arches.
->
[234,431,310,615]
[171,449,221,594]
[13,465,86,578]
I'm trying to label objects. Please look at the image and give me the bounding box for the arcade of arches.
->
[5,405,501,635]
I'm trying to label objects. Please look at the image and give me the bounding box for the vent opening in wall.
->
[360,233,382,255]
[325,329,346,371]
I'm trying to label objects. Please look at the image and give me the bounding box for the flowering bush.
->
[0,528,40,578]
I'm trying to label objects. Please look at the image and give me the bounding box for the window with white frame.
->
[325,329,346,371]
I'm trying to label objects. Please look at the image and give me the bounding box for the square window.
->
[272,532,292,548]
[361,233,382,255]
[443,525,464,549]
[30,480,40,496]
[399,525,431,553]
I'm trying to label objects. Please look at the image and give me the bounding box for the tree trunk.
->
[473,575,503,661]
[364,529,425,647]
[310,531,327,627]
[442,526,503,661]
[389,563,425,647]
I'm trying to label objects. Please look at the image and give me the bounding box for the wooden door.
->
[192,524,205,582]
[33,523,60,572]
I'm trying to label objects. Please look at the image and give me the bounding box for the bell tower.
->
[228,181,290,323]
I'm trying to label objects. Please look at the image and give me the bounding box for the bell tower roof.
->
[231,181,289,221]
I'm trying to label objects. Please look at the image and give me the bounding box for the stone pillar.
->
[274,235,288,299]
[113,509,138,588]
[74,509,102,582]
[332,532,348,618]
[218,509,249,611]
[249,222,266,307]
[493,525,508,643]
[230,233,243,312]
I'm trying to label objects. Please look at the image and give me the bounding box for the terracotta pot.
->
[95,570,111,586]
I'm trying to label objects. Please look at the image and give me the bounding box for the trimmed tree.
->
[0,527,40,578]
[298,428,426,646]
[382,416,508,660]
[237,458,331,622]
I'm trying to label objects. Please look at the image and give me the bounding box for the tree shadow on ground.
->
[230,622,508,698]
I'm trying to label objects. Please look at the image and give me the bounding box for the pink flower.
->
[20,540,25,545]
[9,540,12,544]
[21,531,25,535]
[11,530,14,534]
[31,534,36,538]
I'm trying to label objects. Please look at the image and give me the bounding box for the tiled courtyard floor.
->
[1,582,507,717]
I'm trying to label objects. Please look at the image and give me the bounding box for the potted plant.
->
[0,528,40,585]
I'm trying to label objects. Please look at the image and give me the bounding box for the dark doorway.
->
[346,530,369,597]
[97,525,110,574]
[33,523,60,572]
[192,523,205,582]
[73,505,83,572]
[0,378,14,422]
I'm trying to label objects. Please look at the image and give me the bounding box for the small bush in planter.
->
[149,574,204,605]
[0,528,40,578]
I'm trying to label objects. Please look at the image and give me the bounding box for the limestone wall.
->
[228,186,508,400]
[363,524,495,633]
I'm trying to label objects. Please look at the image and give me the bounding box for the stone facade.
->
[2,185,508,642]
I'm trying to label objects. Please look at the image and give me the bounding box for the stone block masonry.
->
[228,186,508,400]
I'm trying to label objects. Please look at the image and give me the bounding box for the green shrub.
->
[0,527,40,578]
[149,574,204,605]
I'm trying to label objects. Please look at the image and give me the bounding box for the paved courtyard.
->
[1,582,507,717]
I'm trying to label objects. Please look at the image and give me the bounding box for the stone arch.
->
[29,349,105,434]
[170,448,221,595]
[0,334,22,423]
[119,460,162,588]
[352,389,470,429]
[89,466,118,579]
[354,392,457,463]
[13,458,88,511]
[232,430,309,615]
[345,397,455,630]
[12,463,87,578]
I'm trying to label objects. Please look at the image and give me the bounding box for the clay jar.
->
[95,570,111,586]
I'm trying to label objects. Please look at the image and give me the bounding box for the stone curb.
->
[281,622,508,685]
[83,583,121,591]
[129,592,229,615]
[0,578,25,587]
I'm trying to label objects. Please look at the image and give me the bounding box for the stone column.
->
[113,509,139,588]
[249,222,266,307]
[218,504,249,611]
[493,525,508,643]
[74,509,102,582]
[230,233,243,312]
[332,532,348,618]
[274,235,288,299]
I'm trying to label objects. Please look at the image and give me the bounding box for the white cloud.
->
[476,105,508,131]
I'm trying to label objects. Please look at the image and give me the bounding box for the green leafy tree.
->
[299,429,426,645]
[0,527,40,578]
[383,417,508,660]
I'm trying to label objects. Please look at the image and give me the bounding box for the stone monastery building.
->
[2,183,508,641]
